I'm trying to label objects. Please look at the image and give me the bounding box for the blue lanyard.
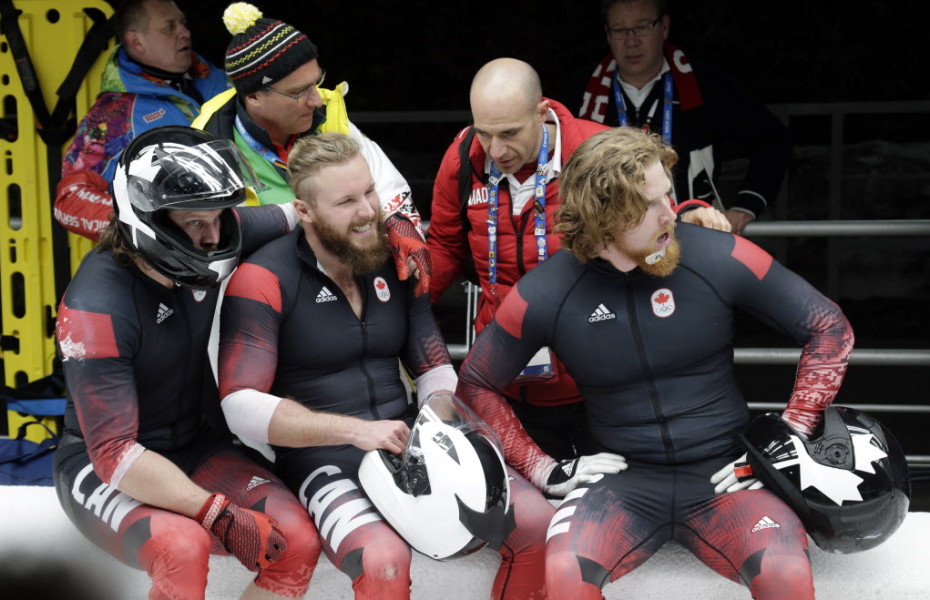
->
[486,124,550,295]
[611,71,673,146]
[235,115,287,168]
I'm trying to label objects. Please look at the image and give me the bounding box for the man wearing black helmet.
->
[53,126,320,600]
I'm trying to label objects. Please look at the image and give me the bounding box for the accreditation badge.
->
[514,346,555,383]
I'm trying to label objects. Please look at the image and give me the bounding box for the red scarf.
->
[579,43,703,123]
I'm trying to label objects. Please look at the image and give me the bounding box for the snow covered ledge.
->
[0,486,926,599]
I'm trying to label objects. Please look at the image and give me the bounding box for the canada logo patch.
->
[374,277,390,302]
[650,288,675,318]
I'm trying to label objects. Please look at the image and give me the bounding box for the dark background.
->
[180,0,930,219]
[184,0,930,108]
[182,1,929,501]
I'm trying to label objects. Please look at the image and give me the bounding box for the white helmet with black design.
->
[359,394,514,560]
[111,126,261,289]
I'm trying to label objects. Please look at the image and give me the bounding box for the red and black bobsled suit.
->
[53,206,319,600]
[457,224,854,599]
[218,229,552,600]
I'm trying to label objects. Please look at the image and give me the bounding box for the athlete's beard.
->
[620,230,682,277]
[314,214,391,275]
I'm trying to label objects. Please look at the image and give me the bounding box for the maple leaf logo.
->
[655,292,670,304]
[376,280,387,290]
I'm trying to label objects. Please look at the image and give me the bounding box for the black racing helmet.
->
[111,126,261,289]
[741,406,910,554]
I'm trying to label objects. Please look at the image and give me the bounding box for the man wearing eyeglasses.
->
[54,0,230,241]
[194,2,430,294]
[579,0,792,234]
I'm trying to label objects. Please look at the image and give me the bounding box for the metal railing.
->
[447,343,930,367]
[373,101,930,462]
[439,218,930,358]
[755,101,930,298]
[445,218,930,424]
[745,220,930,237]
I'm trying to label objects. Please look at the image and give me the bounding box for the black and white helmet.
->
[741,407,910,554]
[111,126,261,289]
[359,394,514,560]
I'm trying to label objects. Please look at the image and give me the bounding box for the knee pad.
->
[545,552,606,600]
[357,536,411,580]
[747,550,814,600]
[138,519,212,599]
[254,499,321,597]
[346,537,412,600]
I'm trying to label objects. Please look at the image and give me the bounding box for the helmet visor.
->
[406,394,504,468]
[127,139,264,212]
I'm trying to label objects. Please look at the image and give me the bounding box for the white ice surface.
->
[0,486,926,599]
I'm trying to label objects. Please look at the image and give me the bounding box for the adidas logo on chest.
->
[315,286,337,303]
[588,303,616,323]
[156,302,173,324]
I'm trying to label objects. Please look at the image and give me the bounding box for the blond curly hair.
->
[555,127,677,262]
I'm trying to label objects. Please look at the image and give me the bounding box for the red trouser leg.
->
[302,472,411,600]
[347,532,412,600]
[193,449,322,598]
[544,475,672,600]
[137,515,213,600]
[677,489,814,600]
[55,463,215,600]
[249,488,321,597]
[493,468,553,600]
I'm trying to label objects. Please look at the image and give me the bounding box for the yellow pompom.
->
[223,2,263,35]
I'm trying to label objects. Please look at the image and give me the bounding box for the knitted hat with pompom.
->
[222,3,318,95]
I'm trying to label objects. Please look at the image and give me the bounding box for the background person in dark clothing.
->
[578,0,792,234]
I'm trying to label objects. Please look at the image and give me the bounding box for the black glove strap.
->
[547,459,579,486]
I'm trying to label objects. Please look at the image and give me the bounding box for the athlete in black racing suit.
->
[218,133,552,600]
[54,201,320,599]
[457,128,854,600]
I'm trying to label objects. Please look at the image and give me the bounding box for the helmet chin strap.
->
[645,246,667,265]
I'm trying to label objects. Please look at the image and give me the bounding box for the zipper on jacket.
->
[356,283,381,421]
[360,320,381,420]
[624,276,676,462]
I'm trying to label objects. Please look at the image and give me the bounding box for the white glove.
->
[545,452,628,498]
[710,452,764,495]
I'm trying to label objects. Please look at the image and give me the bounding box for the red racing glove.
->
[386,214,432,297]
[197,493,286,571]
